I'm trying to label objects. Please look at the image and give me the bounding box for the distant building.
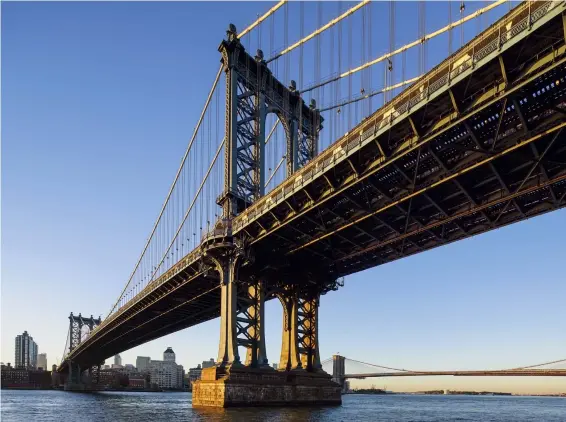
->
[188,364,202,388]
[15,331,38,369]
[124,364,136,372]
[202,358,215,368]
[114,354,122,366]
[37,353,47,371]
[136,356,151,373]
[187,359,216,389]
[111,364,123,369]
[97,367,147,390]
[163,347,175,362]
[272,363,278,370]
[149,348,184,390]
[1,363,52,389]
[103,365,110,369]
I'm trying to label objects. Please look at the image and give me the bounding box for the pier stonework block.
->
[192,367,341,407]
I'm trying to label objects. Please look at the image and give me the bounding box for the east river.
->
[1,390,565,421]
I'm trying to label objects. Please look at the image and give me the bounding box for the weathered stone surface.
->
[192,367,341,407]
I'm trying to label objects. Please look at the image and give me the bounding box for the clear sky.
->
[2,1,564,395]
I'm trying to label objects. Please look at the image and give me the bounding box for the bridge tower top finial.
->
[289,80,297,92]
[227,24,238,42]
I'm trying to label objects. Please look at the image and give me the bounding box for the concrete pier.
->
[192,366,341,407]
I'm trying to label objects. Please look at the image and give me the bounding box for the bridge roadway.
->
[344,370,566,379]
[60,1,566,372]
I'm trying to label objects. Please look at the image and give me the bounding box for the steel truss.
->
[218,24,322,216]
[68,313,101,354]
[235,6,566,279]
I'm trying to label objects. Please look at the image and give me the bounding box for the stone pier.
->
[193,366,340,407]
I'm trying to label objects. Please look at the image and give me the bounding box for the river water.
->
[1,390,565,421]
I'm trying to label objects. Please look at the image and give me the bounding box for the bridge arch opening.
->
[263,293,284,369]
[264,111,290,194]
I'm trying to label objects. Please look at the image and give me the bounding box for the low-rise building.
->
[188,364,202,388]
[1,363,52,389]
[148,348,184,390]
[202,358,215,369]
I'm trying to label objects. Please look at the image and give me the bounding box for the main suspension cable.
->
[300,0,508,95]
[266,0,370,64]
[239,0,287,39]
[147,138,225,285]
[106,66,222,318]
[108,1,287,317]
[320,76,421,113]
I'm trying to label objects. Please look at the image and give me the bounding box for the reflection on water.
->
[1,390,565,421]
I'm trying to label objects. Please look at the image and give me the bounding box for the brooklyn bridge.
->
[56,0,566,406]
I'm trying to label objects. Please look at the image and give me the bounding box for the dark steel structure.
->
[58,2,566,396]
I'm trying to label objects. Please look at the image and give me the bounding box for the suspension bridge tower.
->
[191,22,341,408]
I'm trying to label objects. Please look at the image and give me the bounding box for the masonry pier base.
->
[192,366,341,407]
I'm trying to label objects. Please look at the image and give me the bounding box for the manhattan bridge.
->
[57,1,566,406]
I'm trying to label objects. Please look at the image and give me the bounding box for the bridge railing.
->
[232,0,557,234]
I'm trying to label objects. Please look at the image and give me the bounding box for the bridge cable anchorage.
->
[146,138,225,283]
[299,0,508,95]
[266,0,370,64]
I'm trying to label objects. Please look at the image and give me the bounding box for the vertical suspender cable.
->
[299,0,508,95]
[449,1,453,56]
[106,66,222,317]
[107,1,288,318]
[266,0,370,63]
[460,2,465,47]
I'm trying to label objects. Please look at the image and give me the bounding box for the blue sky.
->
[2,1,564,394]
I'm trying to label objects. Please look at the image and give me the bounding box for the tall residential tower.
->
[15,331,38,369]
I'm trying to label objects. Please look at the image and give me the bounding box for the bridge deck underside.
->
[242,13,566,280]
[62,272,222,369]
[61,5,566,371]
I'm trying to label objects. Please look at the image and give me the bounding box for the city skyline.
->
[2,1,565,395]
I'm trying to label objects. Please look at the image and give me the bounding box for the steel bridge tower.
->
[192,24,342,407]
[65,313,102,390]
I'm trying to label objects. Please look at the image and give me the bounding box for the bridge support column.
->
[214,253,240,367]
[297,294,322,372]
[64,361,89,391]
[279,289,301,371]
[193,275,341,407]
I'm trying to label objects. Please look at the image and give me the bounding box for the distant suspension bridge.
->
[322,355,566,387]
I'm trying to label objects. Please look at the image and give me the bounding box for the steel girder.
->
[232,6,566,277]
